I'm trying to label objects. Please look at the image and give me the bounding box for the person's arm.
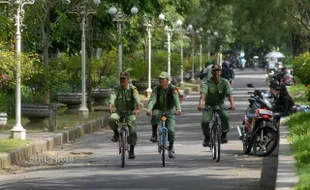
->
[172,88,181,114]
[109,89,116,113]
[146,87,157,115]
[225,80,236,110]
[198,84,208,110]
[133,88,141,116]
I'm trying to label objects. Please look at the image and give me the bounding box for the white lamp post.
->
[187,24,195,82]
[109,6,138,78]
[176,19,184,85]
[64,0,101,119]
[206,30,211,61]
[196,27,203,71]
[144,21,152,97]
[158,13,173,78]
[0,0,36,140]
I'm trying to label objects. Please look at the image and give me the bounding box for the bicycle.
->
[114,110,131,168]
[147,111,172,167]
[158,112,170,167]
[204,106,231,162]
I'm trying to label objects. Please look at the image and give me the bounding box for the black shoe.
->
[202,140,211,147]
[150,134,158,142]
[221,132,228,144]
[111,130,119,142]
[202,136,211,147]
[128,145,135,159]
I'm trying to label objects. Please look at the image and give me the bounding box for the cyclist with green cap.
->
[146,71,182,159]
[198,64,236,146]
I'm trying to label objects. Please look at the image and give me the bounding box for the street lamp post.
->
[196,27,203,71]
[144,21,152,97]
[176,19,184,85]
[109,6,138,78]
[0,0,36,140]
[158,13,173,78]
[64,0,101,119]
[187,24,196,82]
[206,30,211,61]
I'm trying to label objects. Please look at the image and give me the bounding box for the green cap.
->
[212,64,222,71]
[120,71,130,78]
[157,71,170,79]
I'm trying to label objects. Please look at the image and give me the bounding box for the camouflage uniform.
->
[201,77,232,136]
[108,84,141,145]
[147,84,181,143]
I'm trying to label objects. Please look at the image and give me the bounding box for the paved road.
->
[0,69,278,190]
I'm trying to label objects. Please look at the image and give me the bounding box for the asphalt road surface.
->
[0,68,278,190]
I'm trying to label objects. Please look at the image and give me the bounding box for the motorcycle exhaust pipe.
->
[236,125,243,140]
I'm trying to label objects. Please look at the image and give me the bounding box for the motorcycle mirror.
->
[247,83,254,88]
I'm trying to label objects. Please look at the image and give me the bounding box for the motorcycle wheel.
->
[253,126,278,156]
[242,128,252,154]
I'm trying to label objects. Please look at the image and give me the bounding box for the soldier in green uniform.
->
[108,71,141,159]
[198,64,236,146]
[146,71,182,159]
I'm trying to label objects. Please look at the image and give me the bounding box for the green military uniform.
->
[108,84,141,145]
[201,77,233,136]
[147,84,181,143]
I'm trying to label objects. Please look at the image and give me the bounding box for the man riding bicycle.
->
[198,64,236,146]
[108,71,141,159]
[146,71,182,159]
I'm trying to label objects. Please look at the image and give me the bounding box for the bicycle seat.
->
[213,106,221,112]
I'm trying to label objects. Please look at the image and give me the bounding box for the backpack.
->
[153,84,184,110]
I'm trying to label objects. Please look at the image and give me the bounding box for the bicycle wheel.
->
[211,125,217,160]
[162,130,166,167]
[216,126,221,162]
[121,131,126,168]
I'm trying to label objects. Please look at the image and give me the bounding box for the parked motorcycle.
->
[236,83,279,156]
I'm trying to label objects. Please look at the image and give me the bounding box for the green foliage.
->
[0,92,14,116]
[293,52,310,87]
[56,53,82,93]
[287,111,310,190]
[92,49,118,88]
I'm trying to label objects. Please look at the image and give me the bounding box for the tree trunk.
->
[43,0,51,104]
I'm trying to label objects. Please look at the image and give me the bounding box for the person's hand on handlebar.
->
[230,103,236,110]
[134,109,141,116]
[197,103,205,111]
[146,110,152,116]
[109,104,114,113]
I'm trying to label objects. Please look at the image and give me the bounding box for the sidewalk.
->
[0,116,108,170]
[275,119,299,190]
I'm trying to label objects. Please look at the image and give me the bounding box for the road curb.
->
[275,125,299,190]
[0,116,109,170]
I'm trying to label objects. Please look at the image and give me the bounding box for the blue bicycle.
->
[147,111,172,167]
[158,113,169,167]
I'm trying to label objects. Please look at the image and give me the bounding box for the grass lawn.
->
[287,84,310,106]
[0,139,31,153]
[286,85,310,190]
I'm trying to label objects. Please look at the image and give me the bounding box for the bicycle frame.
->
[115,110,131,154]
[158,114,169,151]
